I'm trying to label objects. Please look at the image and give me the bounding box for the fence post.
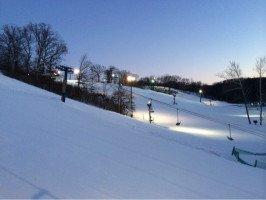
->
[231,146,235,155]
[254,160,257,167]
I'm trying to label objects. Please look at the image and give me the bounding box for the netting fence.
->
[232,147,266,169]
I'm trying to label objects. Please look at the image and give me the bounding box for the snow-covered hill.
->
[0,74,265,198]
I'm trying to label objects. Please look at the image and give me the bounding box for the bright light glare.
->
[74,68,80,75]
[169,126,224,138]
[127,75,136,82]
[199,89,203,94]
[232,114,261,118]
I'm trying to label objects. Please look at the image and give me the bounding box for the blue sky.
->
[0,0,265,83]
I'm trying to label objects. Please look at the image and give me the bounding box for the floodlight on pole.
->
[150,77,155,90]
[127,75,136,82]
[56,65,74,102]
[199,89,203,102]
[74,68,80,75]
[127,75,136,117]
[111,73,116,83]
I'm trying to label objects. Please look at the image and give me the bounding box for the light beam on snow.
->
[232,114,261,118]
[134,110,177,125]
[169,126,225,138]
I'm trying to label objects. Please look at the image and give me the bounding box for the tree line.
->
[0,23,67,76]
[0,23,133,115]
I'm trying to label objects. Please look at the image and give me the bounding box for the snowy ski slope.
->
[94,82,266,165]
[0,74,265,198]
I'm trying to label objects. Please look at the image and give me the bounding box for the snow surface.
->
[93,82,266,165]
[0,74,265,198]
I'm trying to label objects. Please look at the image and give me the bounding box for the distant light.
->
[53,70,60,76]
[151,78,155,84]
[74,68,80,75]
[112,73,115,77]
[127,75,136,82]
[199,89,203,94]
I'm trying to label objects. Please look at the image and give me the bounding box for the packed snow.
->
[0,74,265,198]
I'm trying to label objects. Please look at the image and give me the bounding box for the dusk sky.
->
[1,0,265,83]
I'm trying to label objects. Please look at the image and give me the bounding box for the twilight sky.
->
[0,0,265,83]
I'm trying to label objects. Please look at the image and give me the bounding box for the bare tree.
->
[30,23,67,75]
[77,54,92,89]
[219,61,251,124]
[0,23,67,77]
[255,57,266,125]
[0,25,23,74]
[112,87,131,114]
[90,64,105,82]
[21,25,33,73]
[46,40,67,74]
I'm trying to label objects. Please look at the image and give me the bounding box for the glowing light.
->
[151,79,155,84]
[53,70,60,76]
[74,68,80,75]
[127,75,136,82]
[199,89,203,94]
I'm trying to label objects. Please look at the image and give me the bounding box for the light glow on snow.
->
[134,110,176,125]
[169,126,225,138]
[231,114,262,118]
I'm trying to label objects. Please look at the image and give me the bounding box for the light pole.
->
[127,75,136,117]
[150,77,155,90]
[56,65,74,102]
[112,73,116,83]
[199,89,203,102]
[173,92,177,104]
[147,99,154,123]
